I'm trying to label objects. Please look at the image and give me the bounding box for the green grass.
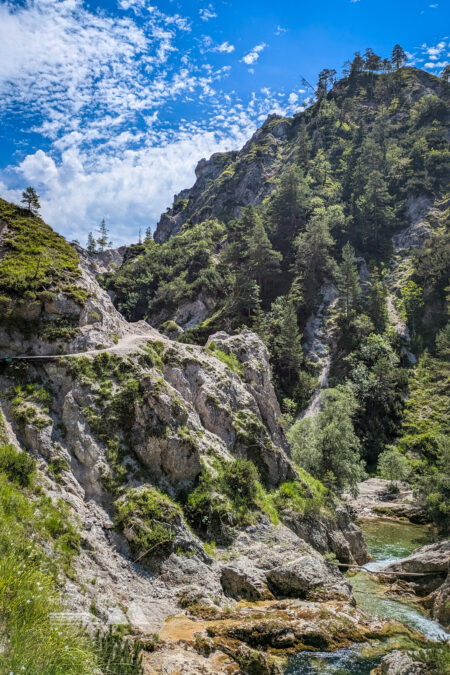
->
[0,462,94,673]
[271,470,331,517]
[0,198,83,311]
[206,341,244,377]
[0,447,146,673]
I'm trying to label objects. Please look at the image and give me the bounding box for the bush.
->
[0,444,35,487]
[222,459,259,505]
[115,487,181,561]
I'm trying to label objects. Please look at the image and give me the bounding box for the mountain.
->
[0,60,449,673]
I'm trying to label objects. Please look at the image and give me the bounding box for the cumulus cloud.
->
[199,6,217,21]
[418,39,449,70]
[2,89,305,245]
[0,0,308,244]
[242,43,267,65]
[213,42,235,53]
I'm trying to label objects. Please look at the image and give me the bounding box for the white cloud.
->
[424,60,448,68]
[275,26,287,35]
[199,6,217,21]
[213,42,235,54]
[0,0,310,245]
[242,43,267,65]
[288,92,298,105]
[2,89,305,245]
[429,3,439,7]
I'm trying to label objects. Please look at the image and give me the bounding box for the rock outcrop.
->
[154,115,292,243]
[381,541,450,629]
[345,478,427,523]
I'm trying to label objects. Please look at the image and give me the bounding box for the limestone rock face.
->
[383,541,450,578]
[382,540,450,629]
[429,571,450,629]
[154,116,290,243]
[0,239,149,356]
[0,226,371,650]
[283,503,369,565]
[222,521,353,603]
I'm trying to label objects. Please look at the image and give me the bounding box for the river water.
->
[286,518,448,674]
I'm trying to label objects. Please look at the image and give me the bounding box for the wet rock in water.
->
[428,570,450,629]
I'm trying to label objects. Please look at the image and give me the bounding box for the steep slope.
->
[0,203,401,672]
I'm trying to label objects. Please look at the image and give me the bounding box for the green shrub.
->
[272,470,330,517]
[222,458,259,505]
[184,459,267,544]
[0,444,35,487]
[115,487,181,561]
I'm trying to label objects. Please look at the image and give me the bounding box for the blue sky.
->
[0,0,448,245]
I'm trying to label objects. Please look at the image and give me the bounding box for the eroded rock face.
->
[381,541,450,630]
[0,242,146,356]
[221,521,353,603]
[283,503,370,565]
[0,245,371,655]
[153,117,290,244]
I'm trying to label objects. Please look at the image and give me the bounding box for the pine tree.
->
[366,267,388,331]
[87,232,97,254]
[21,187,40,215]
[247,215,282,294]
[97,219,112,252]
[294,207,336,308]
[355,170,394,254]
[391,44,407,70]
[349,52,364,77]
[144,226,152,244]
[337,243,361,319]
[275,298,303,383]
[267,166,310,258]
[316,68,337,99]
[364,48,382,73]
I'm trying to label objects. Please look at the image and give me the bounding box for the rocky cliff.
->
[0,203,390,672]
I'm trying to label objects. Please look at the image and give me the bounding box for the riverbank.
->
[345,478,427,523]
